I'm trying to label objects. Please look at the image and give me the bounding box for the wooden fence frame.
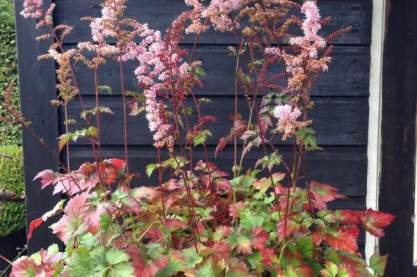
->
[379,0,417,276]
[14,0,61,252]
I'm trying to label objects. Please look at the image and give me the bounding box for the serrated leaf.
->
[193,130,212,147]
[80,106,114,120]
[369,254,388,276]
[157,258,184,277]
[182,248,203,269]
[58,127,98,151]
[192,258,221,277]
[105,248,130,265]
[296,237,313,259]
[320,261,339,277]
[240,210,264,230]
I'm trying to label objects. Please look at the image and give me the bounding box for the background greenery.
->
[0,145,25,237]
[0,0,25,237]
[0,0,21,145]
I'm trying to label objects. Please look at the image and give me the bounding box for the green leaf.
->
[98,85,112,95]
[182,106,193,116]
[105,248,130,265]
[296,236,314,259]
[194,67,206,77]
[58,127,98,151]
[110,262,135,277]
[47,244,60,255]
[79,233,98,248]
[255,151,282,171]
[162,156,188,170]
[157,258,184,277]
[194,258,220,277]
[182,248,203,269]
[64,118,78,125]
[324,248,342,265]
[320,262,339,277]
[80,106,114,120]
[146,163,157,177]
[236,235,252,252]
[240,210,264,230]
[58,134,71,151]
[198,97,212,104]
[285,267,298,277]
[226,272,249,277]
[296,128,323,151]
[369,254,388,276]
[193,130,212,147]
[66,248,94,276]
[247,252,263,269]
[146,243,164,259]
[231,175,256,190]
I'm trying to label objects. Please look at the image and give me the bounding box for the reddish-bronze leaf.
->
[323,226,359,254]
[360,209,395,237]
[251,227,269,250]
[310,181,346,209]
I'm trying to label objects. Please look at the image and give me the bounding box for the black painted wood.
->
[72,46,370,97]
[55,0,372,45]
[379,0,417,276]
[14,0,61,253]
[65,96,369,146]
[68,145,367,196]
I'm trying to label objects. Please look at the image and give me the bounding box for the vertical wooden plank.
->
[365,0,386,260]
[379,0,417,275]
[14,0,60,252]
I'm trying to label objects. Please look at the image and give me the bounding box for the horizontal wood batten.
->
[70,45,370,97]
[55,0,372,45]
[67,145,367,196]
[64,96,369,146]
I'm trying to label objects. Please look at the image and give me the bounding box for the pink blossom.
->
[273,104,302,140]
[279,1,330,91]
[184,0,241,32]
[21,0,43,19]
[265,47,281,56]
[289,1,326,58]
[89,0,126,43]
[201,0,242,31]
[126,22,202,148]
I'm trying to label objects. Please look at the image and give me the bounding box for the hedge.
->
[0,0,21,145]
[0,145,25,237]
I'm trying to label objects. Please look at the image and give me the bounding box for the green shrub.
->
[0,0,21,145]
[0,145,25,237]
[0,0,14,26]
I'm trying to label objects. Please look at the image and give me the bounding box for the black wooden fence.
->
[15,0,372,257]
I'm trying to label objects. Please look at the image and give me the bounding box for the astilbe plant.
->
[9,0,395,276]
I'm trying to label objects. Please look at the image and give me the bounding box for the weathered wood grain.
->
[55,0,372,45]
[379,0,417,275]
[15,0,61,253]
[71,45,370,97]
[64,96,369,146]
[68,145,367,197]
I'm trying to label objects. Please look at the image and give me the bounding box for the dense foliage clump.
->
[10,0,395,276]
[0,145,25,237]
